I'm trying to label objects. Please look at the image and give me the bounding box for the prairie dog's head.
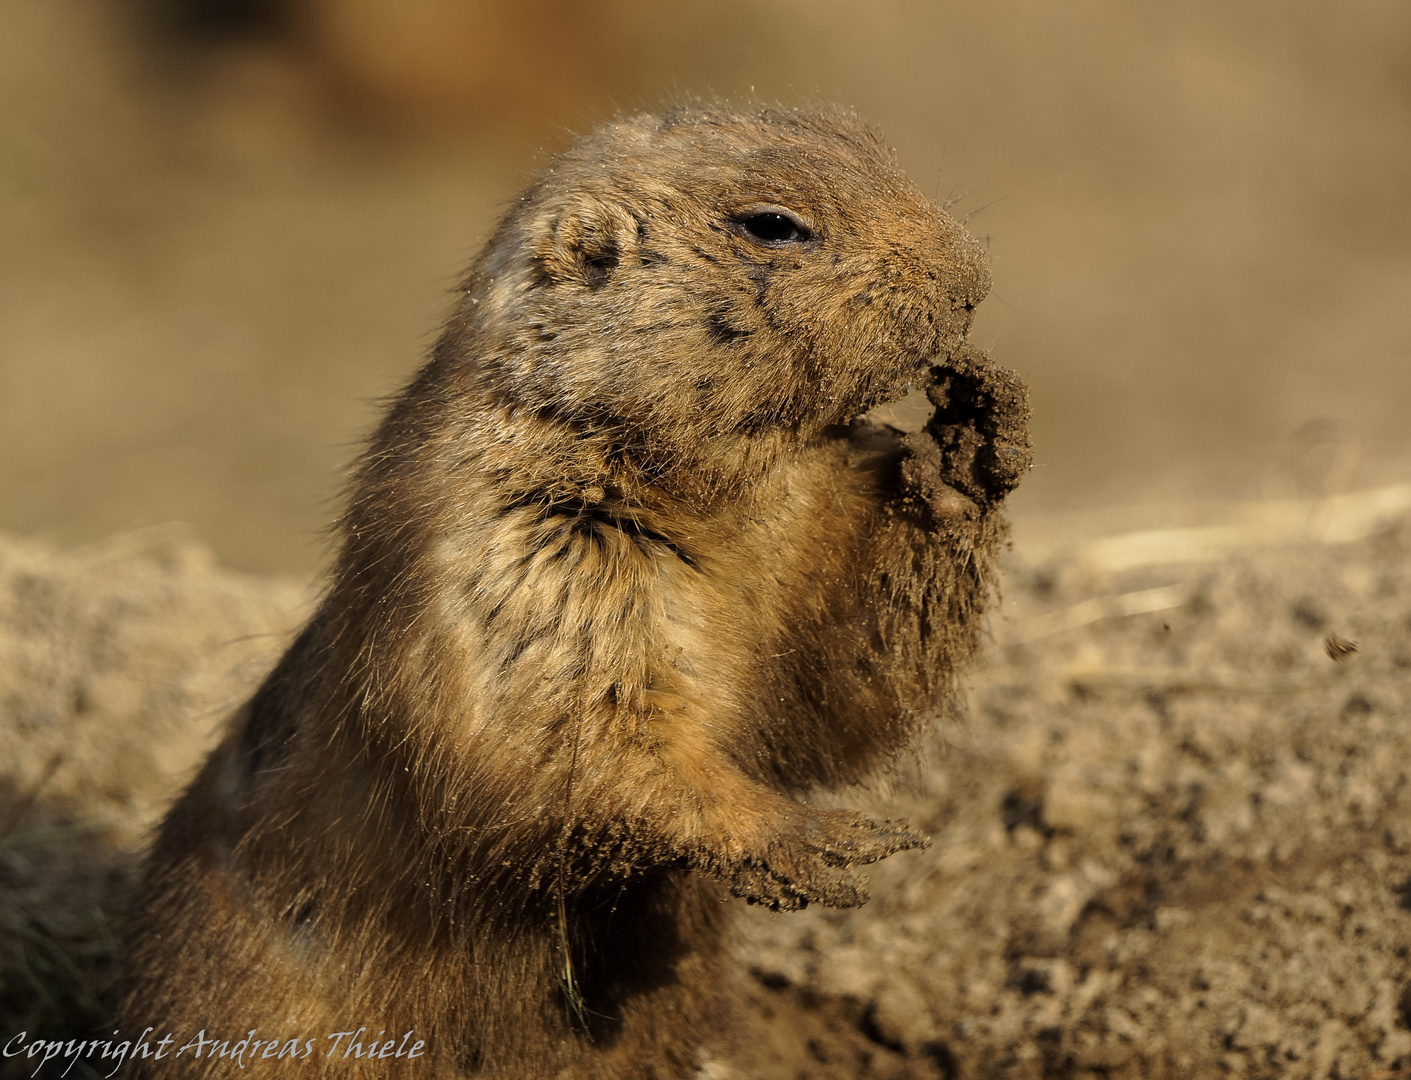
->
[457,104,990,456]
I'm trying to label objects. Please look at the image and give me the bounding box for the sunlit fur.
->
[122,104,1028,1078]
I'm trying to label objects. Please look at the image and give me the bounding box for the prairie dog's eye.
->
[734,208,815,245]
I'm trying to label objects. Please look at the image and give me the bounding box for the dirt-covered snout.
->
[744,198,992,423]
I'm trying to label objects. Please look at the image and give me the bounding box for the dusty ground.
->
[0,528,308,1074]
[2,488,1409,1079]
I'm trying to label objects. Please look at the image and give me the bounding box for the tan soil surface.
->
[3,489,1409,1078]
[0,528,309,1068]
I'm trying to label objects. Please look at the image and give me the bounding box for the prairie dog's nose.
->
[943,220,991,313]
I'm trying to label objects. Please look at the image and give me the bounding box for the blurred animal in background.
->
[131,0,774,140]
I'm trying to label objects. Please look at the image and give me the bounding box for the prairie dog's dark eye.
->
[734,208,814,245]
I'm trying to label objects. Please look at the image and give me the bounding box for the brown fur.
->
[120,103,1031,1077]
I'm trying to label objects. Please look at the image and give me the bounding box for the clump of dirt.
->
[2,491,1410,1079]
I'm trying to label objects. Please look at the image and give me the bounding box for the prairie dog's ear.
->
[535,196,641,289]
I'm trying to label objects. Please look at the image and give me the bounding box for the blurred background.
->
[2,0,1408,573]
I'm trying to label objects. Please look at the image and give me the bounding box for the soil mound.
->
[0,527,308,1051]
[2,490,1410,1078]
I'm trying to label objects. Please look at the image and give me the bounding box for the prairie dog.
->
[122,103,1030,1077]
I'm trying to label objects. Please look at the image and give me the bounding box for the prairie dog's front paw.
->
[723,808,930,913]
[917,343,1032,507]
[899,436,980,528]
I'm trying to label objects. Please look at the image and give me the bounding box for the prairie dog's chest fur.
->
[416,427,879,753]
